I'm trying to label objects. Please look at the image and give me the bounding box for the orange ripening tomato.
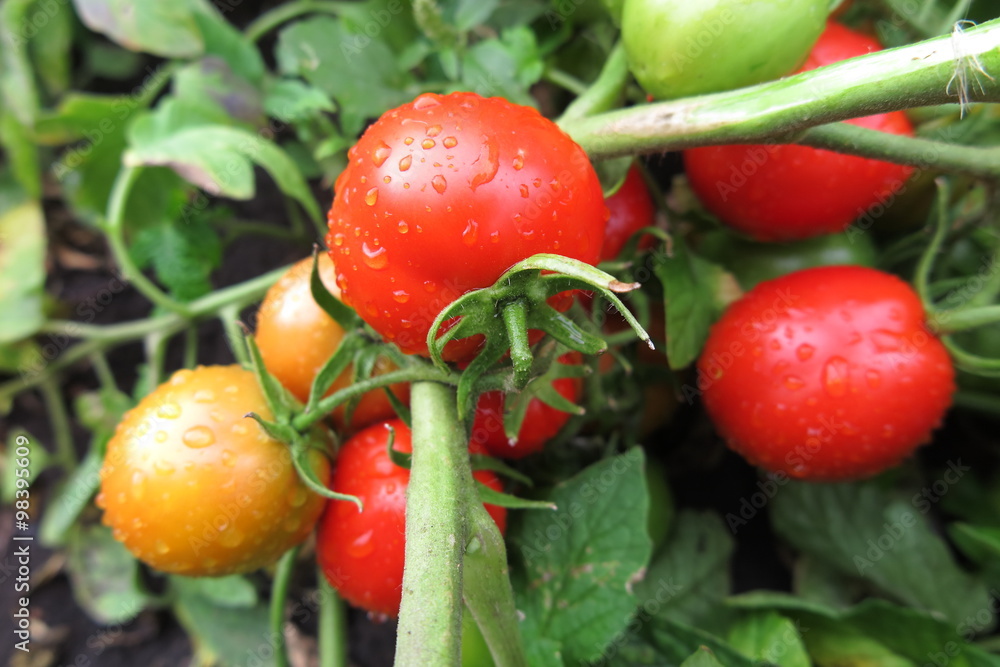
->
[97,365,330,576]
[255,254,408,432]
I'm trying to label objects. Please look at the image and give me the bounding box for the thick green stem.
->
[394,381,470,666]
[39,378,76,470]
[244,0,351,42]
[270,546,301,667]
[562,19,1000,159]
[318,572,348,667]
[558,42,629,123]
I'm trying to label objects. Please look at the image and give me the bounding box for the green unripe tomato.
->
[622,0,829,99]
[700,231,877,291]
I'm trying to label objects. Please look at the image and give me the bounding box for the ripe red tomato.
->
[601,165,656,261]
[326,92,608,361]
[255,254,408,432]
[697,266,954,481]
[316,419,507,617]
[470,353,582,459]
[98,365,330,576]
[683,22,915,241]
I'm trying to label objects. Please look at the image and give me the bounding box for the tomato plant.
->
[97,365,330,576]
[683,21,916,241]
[601,164,656,261]
[697,266,955,481]
[255,254,407,431]
[621,0,828,99]
[316,419,506,617]
[325,91,608,361]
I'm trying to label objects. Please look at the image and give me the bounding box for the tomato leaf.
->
[65,524,151,624]
[0,0,41,126]
[644,618,756,666]
[130,209,222,302]
[770,479,991,628]
[460,27,543,105]
[726,611,810,667]
[509,448,652,665]
[39,444,102,546]
[171,575,258,609]
[173,58,264,127]
[0,200,46,343]
[264,78,335,123]
[73,0,202,56]
[679,647,727,667]
[474,481,556,511]
[652,238,733,369]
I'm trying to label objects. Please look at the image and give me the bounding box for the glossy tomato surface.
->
[97,365,330,575]
[622,0,827,99]
[698,266,954,481]
[316,419,506,617]
[326,92,607,361]
[470,353,582,459]
[601,165,656,261]
[256,254,407,431]
[683,22,915,241]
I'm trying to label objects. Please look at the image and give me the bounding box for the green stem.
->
[557,42,629,123]
[144,331,169,389]
[318,571,348,667]
[544,68,589,97]
[219,304,250,366]
[394,381,470,667]
[561,19,1000,159]
[89,351,117,392]
[954,389,1000,417]
[0,267,289,404]
[183,327,199,369]
[933,304,1000,333]
[270,546,301,667]
[104,166,193,316]
[915,180,951,315]
[244,0,351,42]
[39,378,76,470]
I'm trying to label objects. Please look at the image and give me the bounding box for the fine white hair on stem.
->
[946,20,995,116]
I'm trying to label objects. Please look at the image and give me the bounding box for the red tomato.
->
[697,266,954,481]
[98,365,330,576]
[316,419,507,617]
[683,22,915,241]
[601,165,656,261]
[326,92,608,361]
[255,255,408,432]
[470,353,582,459]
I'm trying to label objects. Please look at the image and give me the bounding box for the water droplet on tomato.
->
[193,389,215,403]
[490,230,500,243]
[532,178,542,188]
[426,124,442,137]
[130,471,145,500]
[783,375,805,391]
[462,220,479,246]
[421,138,435,149]
[171,369,193,386]
[519,184,530,198]
[398,221,409,234]
[332,233,346,247]
[155,430,168,443]
[398,155,412,172]
[182,425,215,449]
[412,94,440,110]
[865,369,882,388]
[153,459,175,475]
[392,290,410,303]
[289,487,308,508]
[443,136,457,148]
[870,329,905,352]
[469,136,499,190]
[232,422,249,436]
[822,357,850,397]
[348,529,376,558]
[157,403,181,419]
[512,149,525,170]
[364,187,379,206]
[423,281,437,293]
[155,540,170,555]
[362,242,388,270]
[219,528,245,548]
[796,344,815,362]
[221,450,237,468]
[372,141,391,167]
[404,137,414,145]
[432,175,447,193]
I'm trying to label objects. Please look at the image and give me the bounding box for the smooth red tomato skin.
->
[326,92,607,361]
[256,255,408,432]
[471,354,582,459]
[683,22,915,241]
[98,365,330,576]
[601,165,656,261]
[698,267,954,481]
[316,419,506,617]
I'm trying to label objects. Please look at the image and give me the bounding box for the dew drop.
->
[783,376,805,391]
[532,178,542,188]
[348,529,376,558]
[865,369,882,388]
[398,221,409,234]
[412,94,440,110]
[130,472,145,500]
[392,290,410,303]
[372,141,392,167]
[423,281,438,293]
[219,528,245,548]
[398,155,412,172]
[519,184,530,198]
[870,329,905,352]
[221,450,237,468]
[490,230,500,244]
[157,403,181,419]
[443,136,458,148]
[822,356,850,397]
[426,124,442,137]
[193,389,215,403]
[155,430,168,443]
[462,220,479,246]
[289,487,308,508]
[362,242,388,270]
[232,422,249,436]
[469,136,500,190]
[153,459,175,475]
[513,151,525,170]
[364,187,379,206]
[155,540,170,555]
[332,233,346,247]
[796,344,815,362]
[403,137,414,145]
[421,138,436,149]
[182,425,215,449]
[431,174,447,194]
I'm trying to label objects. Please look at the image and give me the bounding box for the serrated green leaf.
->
[275,16,413,136]
[771,480,991,627]
[130,214,221,302]
[727,611,810,667]
[264,78,335,123]
[125,103,319,219]
[173,577,275,667]
[171,574,258,608]
[636,510,735,636]
[65,524,150,624]
[460,27,542,105]
[173,58,264,128]
[0,200,46,343]
[510,448,652,665]
[475,481,556,511]
[680,647,727,667]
